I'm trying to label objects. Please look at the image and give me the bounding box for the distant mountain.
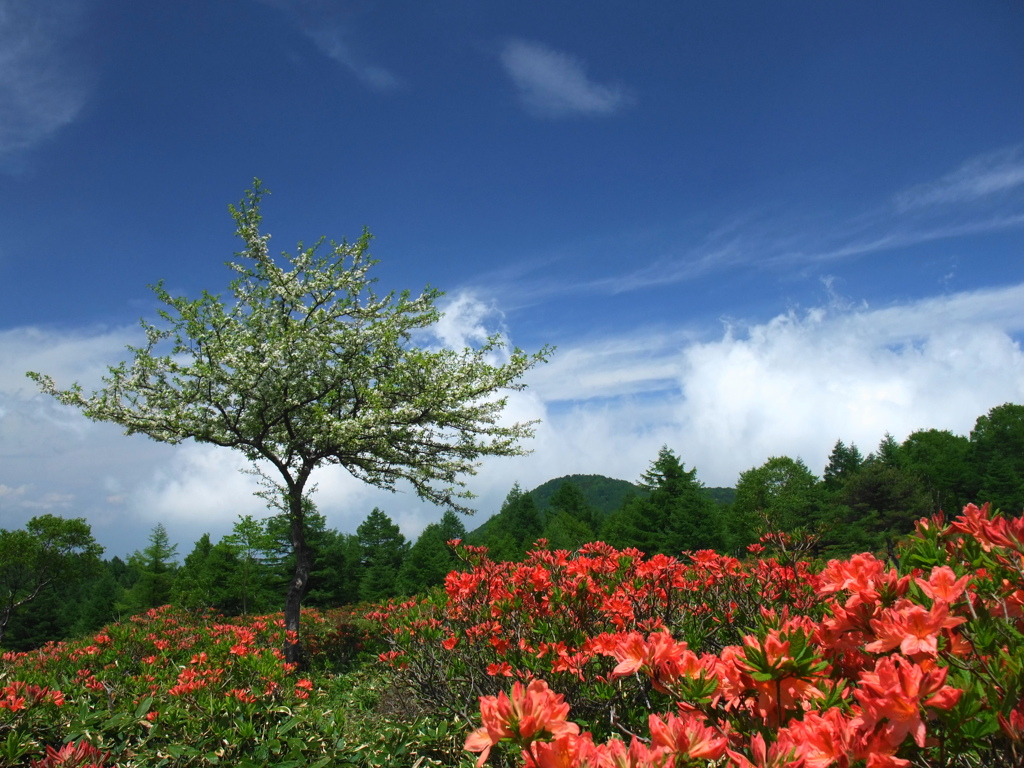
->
[466,474,735,542]
[529,474,647,519]
[704,487,736,506]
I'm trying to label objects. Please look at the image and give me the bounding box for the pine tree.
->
[601,448,723,556]
[503,483,544,552]
[971,404,1024,513]
[548,481,598,531]
[357,509,408,602]
[823,439,864,491]
[397,510,466,595]
[121,524,179,612]
[222,515,275,614]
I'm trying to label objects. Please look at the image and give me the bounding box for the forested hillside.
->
[2,402,1022,652]
[529,474,648,518]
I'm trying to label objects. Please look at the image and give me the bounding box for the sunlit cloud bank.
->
[2,282,1022,555]
[510,283,1024,493]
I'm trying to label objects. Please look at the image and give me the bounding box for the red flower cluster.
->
[29,739,110,768]
[366,503,1024,767]
[0,681,65,712]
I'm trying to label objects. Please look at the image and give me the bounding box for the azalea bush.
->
[369,504,1024,767]
[0,604,471,767]
[0,605,343,765]
[366,539,820,730]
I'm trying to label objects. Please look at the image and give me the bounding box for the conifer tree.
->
[398,511,466,595]
[357,508,408,602]
[823,439,864,491]
[603,447,723,555]
[122,523,179,611]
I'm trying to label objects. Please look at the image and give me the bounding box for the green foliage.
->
[0,514,103,646]
[222,515,277,614]
[357,509,409,603]
[871,432,904,468]
[529,475,646,521]
[603,447,724,555]
[970,403,1024,512]
[71,566,123,636]
[728,456,825,552]
[173,534,249,614]
[548,482,597,532]
[823,438,864,491]
[120,524,179,613]
[835,462,932,548]
[541,510,595,552]
[468,483,543,559]
[398,511,466,596]
[901,428,973,513]
[702,486,737,506]
[0,603,473,767]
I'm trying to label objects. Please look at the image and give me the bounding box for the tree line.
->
[3,401,1022,651]
[468,402,1023,561]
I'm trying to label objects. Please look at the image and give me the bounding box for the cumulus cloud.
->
[513,283,1024,490]
[500,39,630,119]
[3,282,1023,554]
[429,292,503,350]
[0,1,91,168]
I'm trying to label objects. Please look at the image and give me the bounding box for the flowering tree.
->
[27,181,549,663]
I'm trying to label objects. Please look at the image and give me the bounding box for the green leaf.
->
[277,716,299,736]
[134,696,154,719]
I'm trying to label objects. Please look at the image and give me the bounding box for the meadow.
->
[2,502,1023,767]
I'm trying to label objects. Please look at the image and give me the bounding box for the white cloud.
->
[3,282,1022,553]
[0,483,25,499]
[500,39,630,119]
[429,292,501,350]
[0,1,91,168]
[513,283,1024,489]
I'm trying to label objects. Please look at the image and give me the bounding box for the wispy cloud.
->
[896,145,1024,211]
[544,145,1024,298]
[0,1,91,169]
[305,26,400,92]
[254,0,400,92]
[500,39,630,119]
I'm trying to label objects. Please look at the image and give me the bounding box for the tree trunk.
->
[283,492,313,666]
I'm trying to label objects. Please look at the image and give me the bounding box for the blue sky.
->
[2,0,1024,557]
